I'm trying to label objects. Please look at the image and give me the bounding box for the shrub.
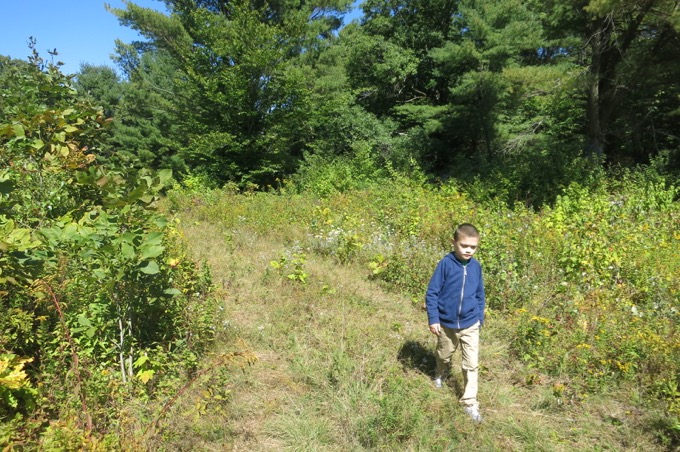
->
[0,52,221,446]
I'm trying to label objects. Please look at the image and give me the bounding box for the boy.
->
[425,223,485,423]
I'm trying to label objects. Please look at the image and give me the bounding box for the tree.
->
[352,0,680,175]
[355,0,460,113]
[387,0,553,167]
[109,0,353,187]
[343,25,419,116]
[74,64,122,119]
[544,0,680,161]
[109,48,188,173]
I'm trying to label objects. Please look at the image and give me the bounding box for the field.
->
[140,175,679,450]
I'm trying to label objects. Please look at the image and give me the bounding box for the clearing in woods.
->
[150,209,665,451]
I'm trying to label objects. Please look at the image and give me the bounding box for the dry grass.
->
[140,201,672,451]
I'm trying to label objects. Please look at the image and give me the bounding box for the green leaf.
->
[62,223,80,241]
[121,242,136,259]
[140,260,160,274]
[140,194,154,204]
[30,138,44,150]
[12,123,25,138]
[120,231,138,243]
[153,216,169,228]
[144,232,164,246]
[140,244,164,260]
[0,178,15,196]
[164,288,182,296]
[157,169,173,186]
[133,354,150,368]
[1,219,15,234]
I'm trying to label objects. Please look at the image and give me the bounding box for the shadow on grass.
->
[397,340,464,398]
[397,340,436,377]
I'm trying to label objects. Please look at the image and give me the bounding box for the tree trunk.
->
[583,2,657,161]
[584,18,607,159]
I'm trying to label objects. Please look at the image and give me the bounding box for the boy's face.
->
[453,234,479,262]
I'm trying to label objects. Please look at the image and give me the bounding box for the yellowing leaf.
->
[31,138,45,149]
[137,369,155,384]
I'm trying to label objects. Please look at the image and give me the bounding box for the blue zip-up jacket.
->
[425,253,485,330]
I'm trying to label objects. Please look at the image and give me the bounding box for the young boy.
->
[425,223,485,423]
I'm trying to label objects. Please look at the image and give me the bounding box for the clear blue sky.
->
[0,1,363,76]
[0,1,166,75]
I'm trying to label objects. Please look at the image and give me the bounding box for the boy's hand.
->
[429,323,441,335]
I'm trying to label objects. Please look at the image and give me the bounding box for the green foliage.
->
[109,0,353,188]
[270,249,309,284]
[344,30,419,115]
[168,160,679,444]
[74,64,122,119]
[459,152,597,208]
[0,51,221,446]
[74,0,680,194]
[309,206,368,264]
[505,168,679,428]
[292,144,391,197]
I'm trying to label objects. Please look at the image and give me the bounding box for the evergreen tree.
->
[542,0,680,162]
[109,0,352,187]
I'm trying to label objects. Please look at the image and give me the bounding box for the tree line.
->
[66,0,680,203]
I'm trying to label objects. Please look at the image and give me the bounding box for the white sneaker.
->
[464,406,482,423]
[434,377,443,389]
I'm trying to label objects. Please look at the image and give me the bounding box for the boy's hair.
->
[454,223,480,241]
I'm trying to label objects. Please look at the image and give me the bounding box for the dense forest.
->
[1,0,679,449]
[74,0,680,199]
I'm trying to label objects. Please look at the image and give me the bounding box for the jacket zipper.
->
[457,265,467,328]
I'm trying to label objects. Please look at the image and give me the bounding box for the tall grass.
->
[151,167,678,450]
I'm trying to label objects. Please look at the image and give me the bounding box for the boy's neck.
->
[453,253,470,265]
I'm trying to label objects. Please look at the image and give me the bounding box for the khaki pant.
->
[435,321,480,408]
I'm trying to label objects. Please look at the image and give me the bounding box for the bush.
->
[0,52,221,446]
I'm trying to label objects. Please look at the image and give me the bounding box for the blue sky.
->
[0,1,166,75]
[0,1,363,76]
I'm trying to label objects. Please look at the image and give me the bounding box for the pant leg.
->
[435,326,459,378]
[457,321,480,408]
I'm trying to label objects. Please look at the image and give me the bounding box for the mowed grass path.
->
[155,204,665,451]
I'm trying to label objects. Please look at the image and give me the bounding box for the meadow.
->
[139,168,679,450]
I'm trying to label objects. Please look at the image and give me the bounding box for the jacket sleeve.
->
[425,259,446,325]
[477,266,486,326]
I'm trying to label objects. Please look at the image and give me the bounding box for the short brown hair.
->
[454,223,480,241]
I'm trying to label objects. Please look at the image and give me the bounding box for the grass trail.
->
[153,212,666,451]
